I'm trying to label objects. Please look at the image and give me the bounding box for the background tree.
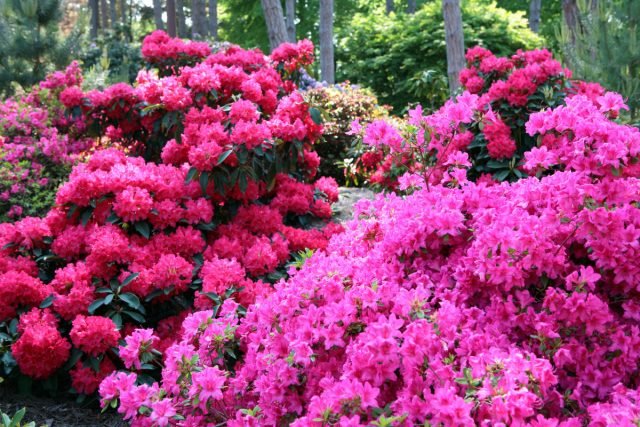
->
[109,0,117,28]
[285,0,296,41]
[0,0,69,94]
[442,0,465,94]
[101,0,109,29]
[90,0,100,38]
[261,0,287,50]
[407,0,417,13]
[529,0,540,32]
[561,0,640,120]
[386,0,394,14]
[209,0,218,40]
[153,0,163,30]
[192,0,208,38]
[176,0,186,37]
[167,0,177,36]
[319,0,334,83]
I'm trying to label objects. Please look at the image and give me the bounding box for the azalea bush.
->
[99,77,640,425]
[304,84,391,185]
[0,32,341,397]
[0,62,94,222]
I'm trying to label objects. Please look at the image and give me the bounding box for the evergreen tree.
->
[561,0,640,120]
[0,0,67,95]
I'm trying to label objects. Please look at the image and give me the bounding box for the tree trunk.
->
[209,0,218,40]
[176,0,186,37]
[319,0,334,84]
[285,0,296,42]
[109,0,117,28]
[90,0,99,39]
[101,0,109,29]
[261,0,288,51]
[167,0,177,36]
[529,0,541,33]
[153,0,164,30]
[562,0,579,44]
[407,0,417,14]
[120,0,127,25]
[442,0,465,95]
[192,0,208,38]
[386,0,394,14]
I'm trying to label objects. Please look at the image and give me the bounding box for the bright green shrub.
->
[337,0,544,113]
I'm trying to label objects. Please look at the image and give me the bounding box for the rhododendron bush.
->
[0,32,342,396]
[94,55,640,424]
[352,47,628,191]
[0,62,94,221]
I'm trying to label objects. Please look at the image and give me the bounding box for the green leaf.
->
[486,160,509,170]
[199,171,209,194]
[88,298,106,314]
[39,294,55,309]
[134,222,151,239]
[119,293,141,310]
[10,407,25,426]
[80,207,94,227]
[217,149,233,165]
[123,310,145,323]
[185,167,198,184]
[494,169,511,181]
[64,348,83,370]
[309,107,323,125]
[121,273,139,288]
[111,313,123,329]
[104,294,114,306]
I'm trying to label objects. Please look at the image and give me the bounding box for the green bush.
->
[305,84,391,185]
[337,0,544,113]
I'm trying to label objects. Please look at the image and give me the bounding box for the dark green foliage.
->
[0,0,70,95]
[337,0,543,113]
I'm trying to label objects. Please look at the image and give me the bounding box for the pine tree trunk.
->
[442,0,465,95]
[176,0,186,37]
[90,0,100,39]
[261,0,288,51]
[120,0,127,24]
[285,0,296,42]
[153,0,164,30]
[319,0,334,84]
[101,0,109,29]
[209,0,218,40]
[529,0,541,33]
[167,0,177,36]
[109,0,117,28]
[562,0,579,44]
[192,0,208,38]
[407,0,417,14]
[386,0,394,14]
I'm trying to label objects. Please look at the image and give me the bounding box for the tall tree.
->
[101,0,109,29]
[319,0,334,83]
[285,0,296,42]
[209,0,218,40]
[120,0,127,24]
[261,0,288,51]
[176,0,186,37]
[442,0,465,94]
[529,0,541,32]
[153,0,164,30]
[562,0,579,44]
[386,0,394,14]
[192,0,208,38]
[90,0,100,39]
[109,0,117,28]
[407,0,417,14]
[167,0,177,36]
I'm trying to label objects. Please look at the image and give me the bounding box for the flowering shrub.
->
[0,62,94,222]
[0,32,341,397]
[97,60,640,424]
[352,47,579,191]
[304,84,391,185]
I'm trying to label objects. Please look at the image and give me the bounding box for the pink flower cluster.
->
[99,72,640,426]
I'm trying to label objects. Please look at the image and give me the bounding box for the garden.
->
[0,0,639,426]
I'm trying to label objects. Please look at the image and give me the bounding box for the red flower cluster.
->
[0,32,341,391]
